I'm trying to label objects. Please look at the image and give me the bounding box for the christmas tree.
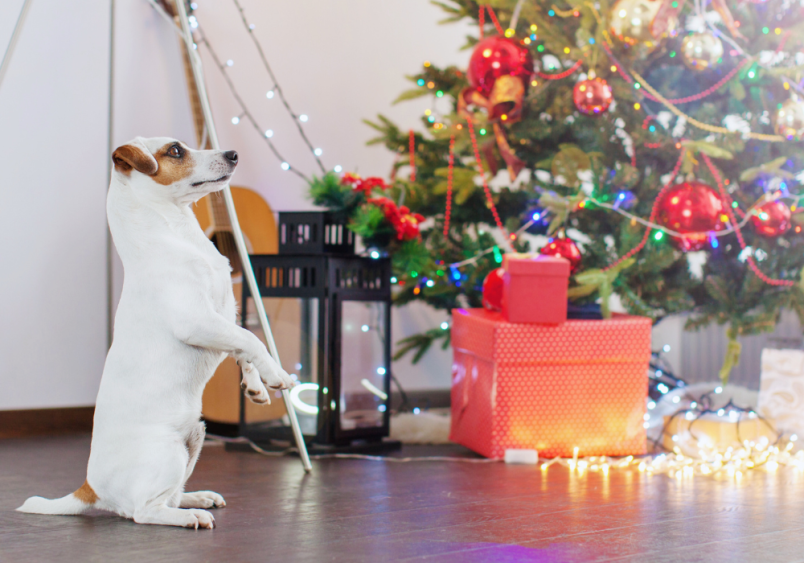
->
[313,0,804,383]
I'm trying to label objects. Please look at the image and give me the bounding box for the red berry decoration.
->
[573,77,613,116]
[467,36,534,99]
[751,200,792,237]
[656,181,726,251]
[539,238,582,273]
[482,267,505,312]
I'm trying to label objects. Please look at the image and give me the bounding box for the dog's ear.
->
[112,140,158,176]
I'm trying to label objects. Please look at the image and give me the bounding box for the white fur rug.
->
[390,409,452,444]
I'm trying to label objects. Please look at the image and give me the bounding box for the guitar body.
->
[194,187,278,256]
[194,187,288,425]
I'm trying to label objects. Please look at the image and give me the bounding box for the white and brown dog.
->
[18,137,291,529]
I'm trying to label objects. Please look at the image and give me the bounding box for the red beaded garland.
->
[573,77,613,115]
[482,267,505,311]
[751,200,792,237]
[467,36,533,98]
[656,181,726,251]
[540,238,582,273]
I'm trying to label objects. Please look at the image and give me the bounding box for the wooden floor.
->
[4,435,804,562]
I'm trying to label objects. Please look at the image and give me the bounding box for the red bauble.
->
[539,238,582,273]
[467,36,533,98]
[656,181,726,251]
[482,267,505,311]
[751,200,792,237]
[573,77,613,116]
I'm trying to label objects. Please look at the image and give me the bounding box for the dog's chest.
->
[203,247,236,319]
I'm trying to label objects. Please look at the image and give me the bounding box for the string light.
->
[229,0,327,172]
[231,116,240,124]
[266,90,275,99]
[264,129,273,138]
[299,114,309,122]
[226,59,234,66]
[281,162,290,171]
[314,148,323,156]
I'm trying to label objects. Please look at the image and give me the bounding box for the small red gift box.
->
[502,254,569,324]
[450,308,650,458]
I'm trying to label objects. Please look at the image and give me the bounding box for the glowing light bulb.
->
[226,59,234,67]
[299,114,308,122]
[361,325,370,332]
[334,165,342,173]
[314,148,323,156]
[266,90,275,99]
[264,129,274,138]
[441,322,449,330]
[280,162,290,171]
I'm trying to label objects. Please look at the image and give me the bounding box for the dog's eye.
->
[167,145,183,158]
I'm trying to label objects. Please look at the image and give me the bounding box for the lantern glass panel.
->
[339,300,388,431]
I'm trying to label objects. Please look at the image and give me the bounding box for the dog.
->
[18,137,292,529]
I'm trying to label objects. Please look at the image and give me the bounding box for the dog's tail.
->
[17,480,98,515]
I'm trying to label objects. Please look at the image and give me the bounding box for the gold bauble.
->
[610,0,677,49]
[681,32,724,71]
[775,98,804,141]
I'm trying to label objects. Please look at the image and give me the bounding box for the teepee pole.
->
[174,0,312,473]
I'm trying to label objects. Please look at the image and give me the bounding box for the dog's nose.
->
[223,150,238,165]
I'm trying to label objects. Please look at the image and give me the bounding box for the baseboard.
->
[0,391,450,440]
[391,389,450,411]
[0,406,95,439]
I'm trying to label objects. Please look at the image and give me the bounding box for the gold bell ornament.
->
[681,31,724,71]
[610,0,680,50]
[775,98,804,141]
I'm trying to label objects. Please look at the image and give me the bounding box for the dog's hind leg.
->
[132,441,216,529]
[134,503,215,529]
[177,422,226,509]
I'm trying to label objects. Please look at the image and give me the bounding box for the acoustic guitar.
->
[161,0,289,426]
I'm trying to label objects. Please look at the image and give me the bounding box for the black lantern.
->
[225,212,397,452]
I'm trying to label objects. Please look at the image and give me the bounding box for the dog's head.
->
[111,137,238,204]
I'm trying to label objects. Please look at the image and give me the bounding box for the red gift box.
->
[450,308,651,458]
[502,254,569,324]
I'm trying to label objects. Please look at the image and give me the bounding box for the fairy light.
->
[281,162,290,170]
[266,90,275,99]
[314,148,323,156]
[264,129,273,138]
[299,114,308,122]
[145,3,320,182]
[231,116,240,124]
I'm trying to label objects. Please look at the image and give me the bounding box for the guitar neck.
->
[162,0,230,230]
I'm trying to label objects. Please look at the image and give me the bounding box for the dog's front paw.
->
[254,354,294,391]
[239,361,271,404]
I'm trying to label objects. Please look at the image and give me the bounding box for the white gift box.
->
[758,348,804,436]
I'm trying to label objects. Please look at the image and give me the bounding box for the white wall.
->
[0,0,111,410]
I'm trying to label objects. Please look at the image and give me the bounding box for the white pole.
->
[174,0,312,473]
[0,0,33,92]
